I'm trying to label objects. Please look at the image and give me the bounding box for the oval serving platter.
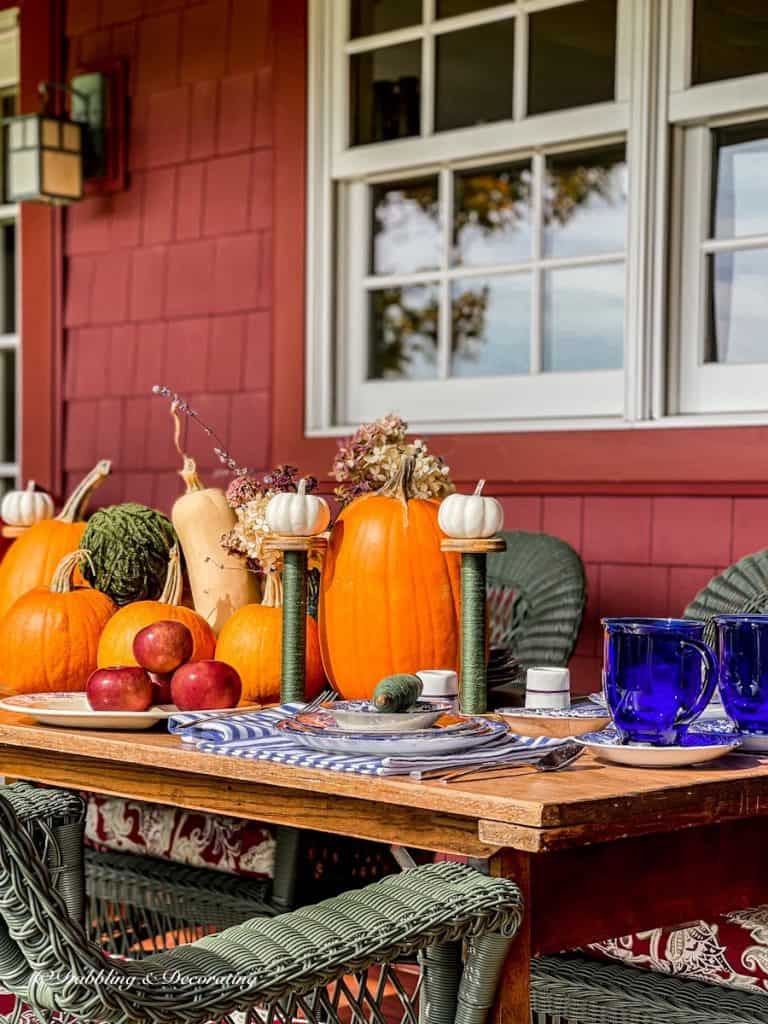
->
[0,692,177,731]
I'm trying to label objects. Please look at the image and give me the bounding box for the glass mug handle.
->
[675,637,718,726]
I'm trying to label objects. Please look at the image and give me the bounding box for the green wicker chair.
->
[0,782,522,1024]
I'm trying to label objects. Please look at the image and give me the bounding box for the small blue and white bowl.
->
[328,699,448,734]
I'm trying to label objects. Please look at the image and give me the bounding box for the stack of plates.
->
[277,707,508,757]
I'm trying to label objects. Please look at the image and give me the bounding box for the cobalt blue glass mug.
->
[602,618,718,745]
[714,615,768,735]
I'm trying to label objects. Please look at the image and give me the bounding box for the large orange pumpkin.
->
[0,459,111,619]
[97,545,216,667]
[216,571,325,705]
[319,455,461,699]
[0,550,116,696]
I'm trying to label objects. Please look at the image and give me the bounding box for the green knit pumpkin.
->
[81,503,178,606]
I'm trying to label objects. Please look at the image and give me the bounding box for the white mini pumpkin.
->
[266,478,330,537]
[438,479,504,539]
[1,481,55,528]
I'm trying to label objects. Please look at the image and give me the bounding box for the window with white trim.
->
[308,0,768,432]
[0,10,18,488]
[673,1,768,416]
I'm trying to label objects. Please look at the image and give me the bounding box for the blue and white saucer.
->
[577,726,741,768]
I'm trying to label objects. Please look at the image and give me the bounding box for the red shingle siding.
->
[63,0,274,507]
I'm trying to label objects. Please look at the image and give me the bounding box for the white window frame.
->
[669,0,768,417]
[309,0,732,436]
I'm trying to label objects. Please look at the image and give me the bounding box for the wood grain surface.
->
[2,715,768,852]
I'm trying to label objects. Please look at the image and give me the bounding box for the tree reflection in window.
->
[369,285,439,379]
[367,146,627,379]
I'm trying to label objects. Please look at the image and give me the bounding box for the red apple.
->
[87,666,153,712]
[171,660,242,711]
[133,620,193,674]
[148,671,173,705]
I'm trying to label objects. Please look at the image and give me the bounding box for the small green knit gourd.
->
[81,503,178,606]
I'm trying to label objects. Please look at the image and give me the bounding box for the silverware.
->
[176,689,337,731]
[432,740,585,784]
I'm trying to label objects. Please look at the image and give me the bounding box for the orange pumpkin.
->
[97,545,216,667]
[0,550,116,696]
[319,455,461,700]
[216,571,325,705]
[0,460,111,620]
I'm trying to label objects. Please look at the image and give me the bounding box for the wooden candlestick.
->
[264,535,328,703]
[441,537,506,715]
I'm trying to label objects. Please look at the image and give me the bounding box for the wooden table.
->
[2,712,768,1022]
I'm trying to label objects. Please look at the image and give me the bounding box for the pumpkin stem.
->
[26,480,35,493]
[262,570,283,608]
[376,454,416,508]
[474,479,486,496]
[50,549,94,593]
[159,545,184,605]
[297,478,307,497]
[56,460,112,523]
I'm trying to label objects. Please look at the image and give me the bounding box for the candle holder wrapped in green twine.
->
[81,503,178,606]
[264,534,328,703]
[441,536,506,715]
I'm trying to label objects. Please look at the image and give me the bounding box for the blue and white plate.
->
[328,700,446,734]
[278,713,508,757]
[577,726,741,768]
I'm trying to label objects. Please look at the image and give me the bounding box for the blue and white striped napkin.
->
[169,704,563,776]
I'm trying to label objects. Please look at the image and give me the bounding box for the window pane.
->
[712,122,768,240]
[705,249,768,365]
[437,0,513,17]
[371,178,440,275]
[543,263,624,372]
[451,274,531,377]
[528,0,616,116]
[544,145,627,259]
[692,0,768,86]
[350,0,421,39]
[453,162,532,267]
[435,21,514,133]
[0,223,15,334]
[369,284,439,379]
[0,348,15,463]
[351,42,421,146]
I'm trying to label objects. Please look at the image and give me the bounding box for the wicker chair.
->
[487,530,586,666]
[0,782,522,1024]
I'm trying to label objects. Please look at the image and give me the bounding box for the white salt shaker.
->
[417,669,460,713]
[525,666,570,710]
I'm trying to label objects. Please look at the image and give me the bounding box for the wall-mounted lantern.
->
[5,62,126,205]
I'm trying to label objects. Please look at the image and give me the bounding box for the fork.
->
[175,688,337,731]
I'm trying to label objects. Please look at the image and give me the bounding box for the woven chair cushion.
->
[85,794,276,879]
[587,905,768,995]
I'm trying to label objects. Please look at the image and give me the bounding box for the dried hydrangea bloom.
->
[332,415,453,506]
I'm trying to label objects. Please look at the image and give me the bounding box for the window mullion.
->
[530,152,544,375]
[422,0,435,137]
[438,166,453,380]
[513,9,528,122]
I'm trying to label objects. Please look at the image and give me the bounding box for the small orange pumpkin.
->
[97,545,216,668]
[319,455,461,700]
[0,460,111,619]
[216,571,325,705]
[0,550,116,696]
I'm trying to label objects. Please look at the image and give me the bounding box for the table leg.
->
[490,849,531,1024]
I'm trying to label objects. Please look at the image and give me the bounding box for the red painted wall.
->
[55,0,768,695]
[63,0,273,511]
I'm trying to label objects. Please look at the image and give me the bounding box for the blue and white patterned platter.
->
[277,714,508,757]
[497,703,610,719]
[577,726,741,768]
[328,700,446,733]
